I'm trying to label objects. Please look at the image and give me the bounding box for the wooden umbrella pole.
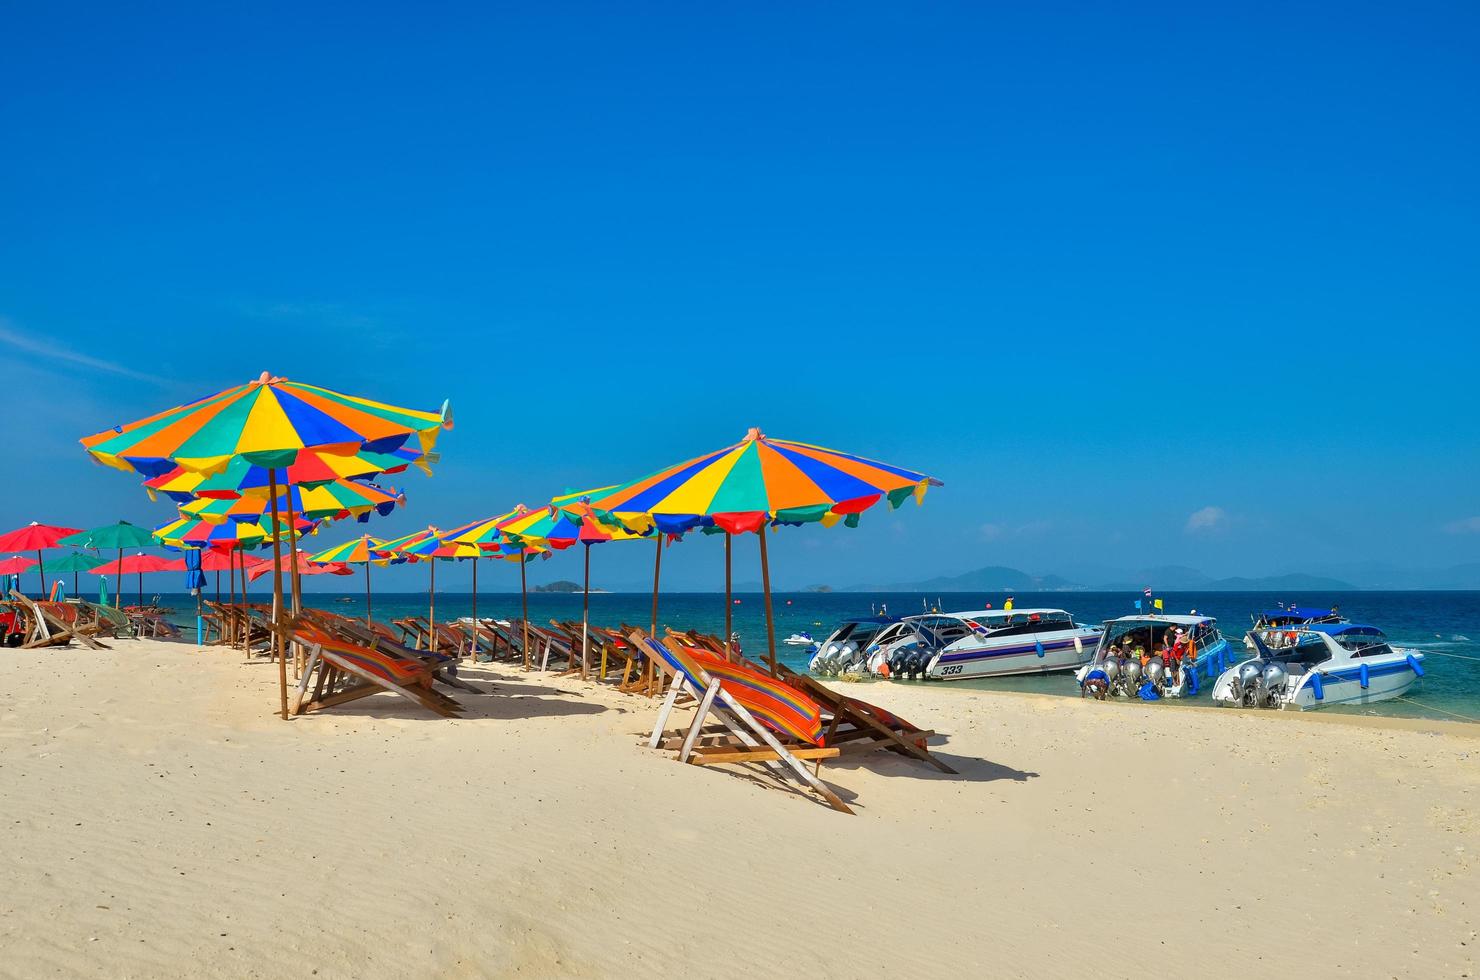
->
[36,549,44,600]
[759,526,778,677]
[365,561,372,626]
[267,468,288,720]
[428,559,436,651]
[284,487,302,618]
[73,570,78,598]
[581,543,590,680]
[520,554,531,670]
[469,557,478,661]
[215,568,220,604]
[115,549,123,608]
[648,533,663,695]
[724,532,733,661]
[137,570,143,607]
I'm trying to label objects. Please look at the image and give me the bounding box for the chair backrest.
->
[632,631,824,745]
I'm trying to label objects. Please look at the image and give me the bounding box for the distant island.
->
[532,580,608,594]
[804,584,833,593]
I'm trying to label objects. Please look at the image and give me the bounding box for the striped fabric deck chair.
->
[629,630,851,814]
[301,610,483,694]
[664,628,957,775]
[282,621,464,718]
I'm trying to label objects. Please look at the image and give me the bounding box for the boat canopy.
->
[1261,607,1337,620]
[1303,623,1383,638]
[1104,613,1214,627]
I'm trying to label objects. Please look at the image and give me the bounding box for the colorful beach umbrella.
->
[488,496,646,677]
[88,552,187,606]
[0,523,84,598]
[142,446,430,504]
[583,428,940,672]
[179,479,405,524]
[81,372,451,477]
[80,372,452,720]
[306,535,394,624]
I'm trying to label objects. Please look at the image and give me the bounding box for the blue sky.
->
[1,2,1476,590]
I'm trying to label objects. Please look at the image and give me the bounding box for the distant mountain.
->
[845,566,1084,592]
[1199,573,1358,591]
[846,565,1361,593]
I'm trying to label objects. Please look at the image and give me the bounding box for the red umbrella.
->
[247,550,353,583]
[88,552,187,606]
[199,550,265,572]
[0,523,83,597]
[0,555,39,576]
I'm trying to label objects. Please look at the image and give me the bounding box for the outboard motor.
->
[1119,658,1143,697]
[1260,662,1289,707]
[1235,660,1264,707]
[1145,656,1166,692]
[902,645,929,680]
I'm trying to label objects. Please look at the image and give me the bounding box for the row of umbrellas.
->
[35,370,937,721]
[302,426,940,678]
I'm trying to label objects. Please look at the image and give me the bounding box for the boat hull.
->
[926,629,1099,680]
[1212,651,1424,710]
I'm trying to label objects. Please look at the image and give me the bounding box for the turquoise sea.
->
[148,588,1480,725]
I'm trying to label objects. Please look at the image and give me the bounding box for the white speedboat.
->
[808,616,901,675]
[1075,614,1231,700]
[868,609,1101,681]
[1212,623,1424,710]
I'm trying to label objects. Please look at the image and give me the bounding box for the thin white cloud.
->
[980,520,1050,541]
[1444,516,1480,534]
[0,317,169,385]
[1185,506,1228,533]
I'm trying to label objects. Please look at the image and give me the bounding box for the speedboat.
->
[808,615,900,675]
[866,609,1100,681]
[1213,623,1424,710]
[1075,614,1230,700]
[1244,605,1345,651]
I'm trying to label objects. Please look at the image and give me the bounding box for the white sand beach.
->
[1,639,1476,979]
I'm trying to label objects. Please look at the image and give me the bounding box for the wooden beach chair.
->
[664,628,956,774]
[628,629,851,814]
[8,592,110,650]
[281,620,465,718]
[300,609,483,694]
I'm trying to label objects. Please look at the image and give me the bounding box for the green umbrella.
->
[47,551,108,598]
[60,522,160,607]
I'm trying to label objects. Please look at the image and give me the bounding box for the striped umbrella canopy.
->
[306,535,401,625]
[307,535,396,566]
[142,446,431,504]
[154,515,315,556]
[380,524,543,655]
[582,428,940,673]
[81,372,452,477]
[583,428,939,535]
[490,496,647,679]
[180,479,404,524]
